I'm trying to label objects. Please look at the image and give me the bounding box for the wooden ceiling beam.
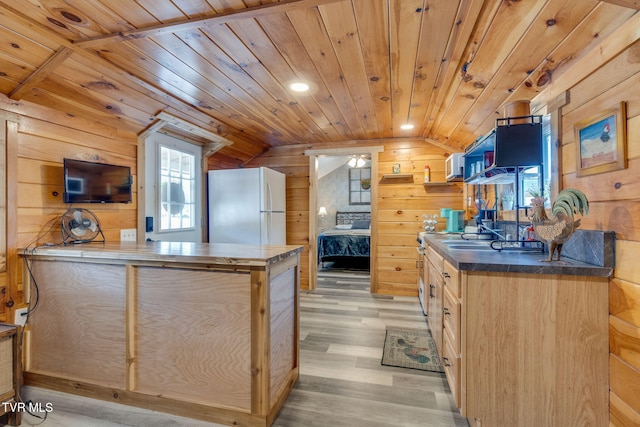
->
[424,138,460,153]
[598,0,640,9]
[0,2,240,145]
[8,47,73,100]
[73,0,346,48]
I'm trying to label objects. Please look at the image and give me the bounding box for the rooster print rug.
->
[381,328,444,373]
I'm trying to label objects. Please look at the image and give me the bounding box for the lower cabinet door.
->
[443,331,460,408]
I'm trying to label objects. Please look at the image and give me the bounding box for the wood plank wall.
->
[236,141,463,293]
[0,97,137,322]
[558,40,640,426]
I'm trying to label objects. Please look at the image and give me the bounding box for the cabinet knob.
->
[442,272,450,279]
[443,357,451,367]
[443,307,450,315]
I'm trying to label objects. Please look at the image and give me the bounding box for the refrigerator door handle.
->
[266,211,271,243]
[266,179,272,212]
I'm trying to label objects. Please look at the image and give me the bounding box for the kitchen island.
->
[419,232,612,427]
[20,242,303,427]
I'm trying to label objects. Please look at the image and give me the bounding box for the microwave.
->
[445,153,464,181]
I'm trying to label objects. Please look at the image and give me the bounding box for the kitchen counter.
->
[20,242,303,427]
[418,232,610,426]
[421,232,613,277]
[26,241,302,266]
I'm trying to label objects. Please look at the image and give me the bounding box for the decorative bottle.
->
[424,165,430,183]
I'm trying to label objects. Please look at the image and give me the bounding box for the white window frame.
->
[519,114,552,207]
[142,132,203,243]
[157,144,196,233]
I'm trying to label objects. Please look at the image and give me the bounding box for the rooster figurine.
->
[530,188,589,262]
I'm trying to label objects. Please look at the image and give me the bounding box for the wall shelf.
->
[380,174,413,184]
[423,181,456,187]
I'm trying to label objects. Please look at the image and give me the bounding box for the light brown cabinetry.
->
[462,271,609,426]
[426,247,444,354]
[0,324,21,426]
[416,244,609,426]
[416,246,429,316]
[21,243,302,427]
[441,260,461,407]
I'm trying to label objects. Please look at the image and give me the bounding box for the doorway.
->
[305,146,383,292]
[143,133,203,242]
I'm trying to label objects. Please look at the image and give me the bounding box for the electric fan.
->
[61,208,105,245]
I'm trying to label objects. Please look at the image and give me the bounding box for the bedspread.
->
[318,229,370,261]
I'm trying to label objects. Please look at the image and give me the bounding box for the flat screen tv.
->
[63,158,132,203]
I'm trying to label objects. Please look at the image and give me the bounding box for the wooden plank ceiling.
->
[0,0,636,167]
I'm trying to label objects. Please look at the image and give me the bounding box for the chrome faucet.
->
[477,224,507,241]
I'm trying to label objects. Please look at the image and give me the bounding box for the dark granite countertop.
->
[422,233,613,277]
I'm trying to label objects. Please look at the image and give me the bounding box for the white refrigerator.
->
[208,167,286,245]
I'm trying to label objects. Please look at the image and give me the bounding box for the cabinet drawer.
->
[443,260,460,298]
[443,333,461,408]
[443,286,461,353]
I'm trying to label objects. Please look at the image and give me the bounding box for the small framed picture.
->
[393,163,401,174]
[574,102,627,177]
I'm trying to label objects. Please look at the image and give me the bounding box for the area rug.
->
[381,328,444,373]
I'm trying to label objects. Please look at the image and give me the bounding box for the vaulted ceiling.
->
[0,0,637,167]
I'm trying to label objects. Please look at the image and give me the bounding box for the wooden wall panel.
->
[0,114,6,322]
[610,354,640,416]
[610,391,640,427]
[610,314,640,371]
[1,96,137,322]
[610,278,640,328]
[377,151,463,295]
[14,120,137,249]
[556,39,640,425]
[614,240,640,285]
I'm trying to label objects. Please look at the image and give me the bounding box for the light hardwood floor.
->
[10,268,467,427]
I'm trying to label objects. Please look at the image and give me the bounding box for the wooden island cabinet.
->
[421,234,612,427]
[20,242,302,427]
[0,323,21,426]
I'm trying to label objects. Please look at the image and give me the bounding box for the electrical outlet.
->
[14,308,28,326]
[120,228,137,242]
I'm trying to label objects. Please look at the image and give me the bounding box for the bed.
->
[318,212,370,266]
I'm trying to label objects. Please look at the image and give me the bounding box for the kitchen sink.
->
[440,239,492,245]
[446,244,493,251]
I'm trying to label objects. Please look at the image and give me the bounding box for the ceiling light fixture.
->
[348,155,367,168]
[400,124,414,130]
[289,82,310,92]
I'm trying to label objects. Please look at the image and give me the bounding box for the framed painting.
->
[574,102,627,177]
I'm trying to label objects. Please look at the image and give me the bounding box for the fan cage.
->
[61,208,106,245]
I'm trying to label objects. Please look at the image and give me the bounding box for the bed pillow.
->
[335,224,352,229]
[351,219,370,229]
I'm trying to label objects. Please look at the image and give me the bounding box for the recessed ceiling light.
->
[289,82,310,92]
[400,124,414,130]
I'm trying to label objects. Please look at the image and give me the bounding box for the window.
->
[349,167,371,205]
[519,114,552,207]
[159,145,196,231]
